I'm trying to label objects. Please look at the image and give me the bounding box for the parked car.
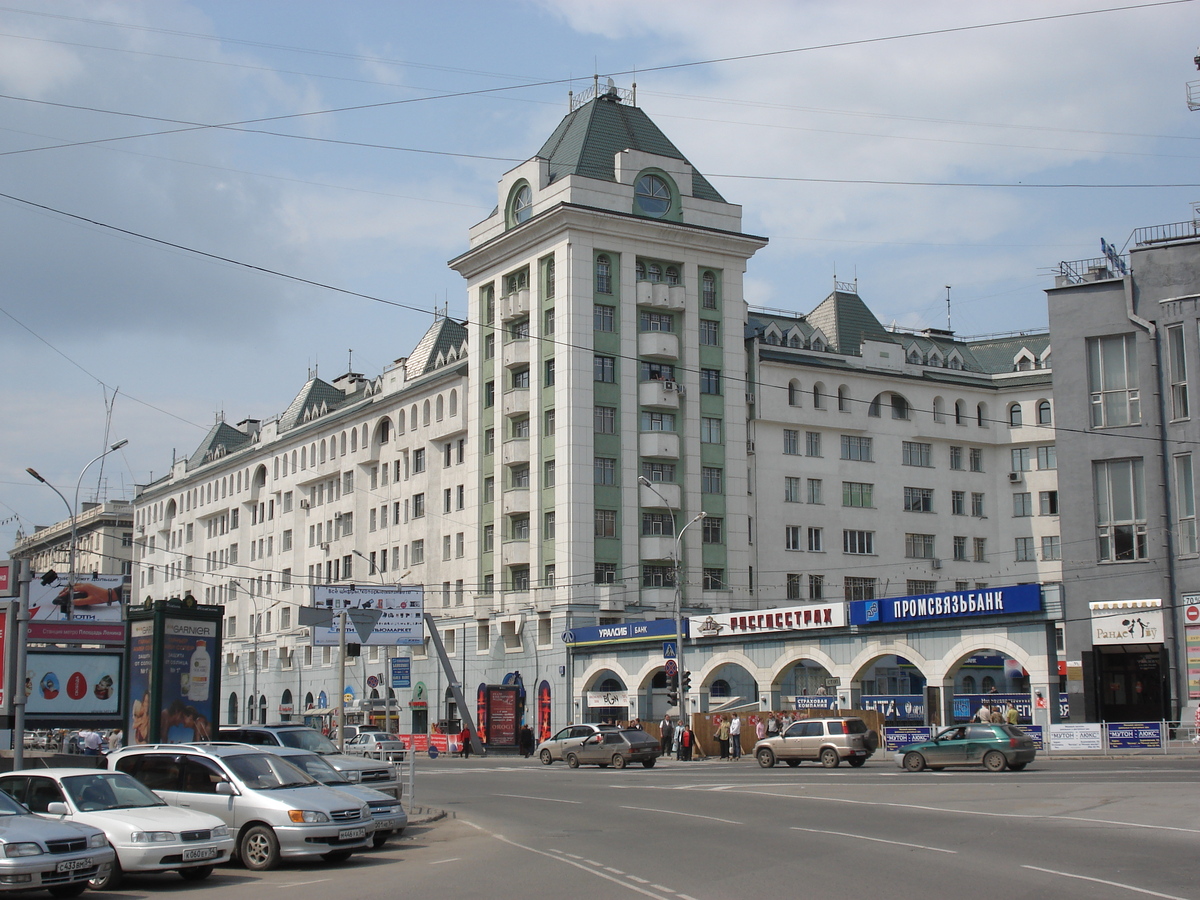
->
[262,748,406,848]
[0,769,232,890]
[535,724,619,765]
[0,788,114,897]
[564,729,661,769]
[753,716,879,769]
[219,725,400,798]
[108,742,373,871]
[895,723,1036,772]
[344,732,405,760]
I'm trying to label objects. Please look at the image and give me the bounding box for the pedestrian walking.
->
[729,713,742,760]
[766,714,779,736]
[460,726,472,758]
[755,715,766,742]
[519,724,534,758]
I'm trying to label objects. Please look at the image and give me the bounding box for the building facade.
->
[12,500,134,595]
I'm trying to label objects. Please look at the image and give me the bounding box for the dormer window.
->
[512,184,532,224]
[634,173,672,217]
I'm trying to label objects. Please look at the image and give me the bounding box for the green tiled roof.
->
[278,377,346,433]
[966,335,1051,374]
[536,94,725,203]
[807,290,891,355]
[187,421,251,469]
[405,317,468,379]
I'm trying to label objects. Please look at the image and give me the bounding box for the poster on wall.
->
[25,651,121,716]
[310,585,425,646]
[159,618,216,742]
[127,620,154,743]
[30,573,124,623]
[1187,626,1200,700]
[476,683,487,744]
[537,680,552,743]
[486,686,520,748]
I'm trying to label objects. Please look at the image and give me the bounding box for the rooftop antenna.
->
[945,285,952,330]
[347,349,353,373]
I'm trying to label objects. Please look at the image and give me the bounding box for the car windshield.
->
[225,753,318,789]
[281,753,346,784]
[276,729,340,754]
[64,773,166,811]
[0,791,29,817]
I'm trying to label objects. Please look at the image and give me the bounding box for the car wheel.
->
[903,751,926,772]
[612,754,627,769]
[539,749,554,765]
[321,850,354,863]
[179,865,214,882]
[847,757,866,768]
[1008,762,1028,771]
[372,831,391,848]
[239,824,281,871]
[642,758,656,768]
[983,751,1008,772]
[88,860,123,891]
[785,759,801,767]
[566,752,580,768]
[48,884,88,899]
[820,748,840,768]
[756,747,776,768]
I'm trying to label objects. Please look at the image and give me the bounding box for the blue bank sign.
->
[850,583,1042,626]
[562,618,682,647]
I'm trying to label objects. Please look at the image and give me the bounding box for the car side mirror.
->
[45,802,69,816]
[215,781,236,796]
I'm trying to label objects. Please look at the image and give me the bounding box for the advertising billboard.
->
[128,620,155,744]
[25,651,122,717]
[849,583,1042,626]
[310,585,425,646]
[30,573,124,623]
[485,685,520,748]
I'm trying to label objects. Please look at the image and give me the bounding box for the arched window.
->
[1008,403,1023,427]
[273,457,279,480]
[710,679,731,698]
[813,383,825,409]
[868,394,883,417]
[449,390,458,417]
[246,698,256,725]
[635,261,646,281]
[292,449,298,470]
[436,396,444,421]
[789,334,801,348]
[350,429,358,452]
[788,380,801,406]
[891,394,910,420]
[545,257,555,298]
[647,263,662,282]
[1037,400,1052,425]
[397,410,405,433]
[596,255,612,294]
[908,350,922,365]
[702,271,717,308]
[423,400,431,426]
[932,397,945,423]
[509,182,532,226]
[981,676,996,693]
[228,692,239,726]
[812,337,825,352]
[320,440,326,464]
[977,403,987,427]
[954,400,965,425]
[961,675,976,694]
[310,443,316,464]
[837,386,849,412]
[340,432,347,456]
[634,172,672,217]
[379,418,391,444]
[361,424,368,448]
[665,266,680,285]
[411,405,418,430]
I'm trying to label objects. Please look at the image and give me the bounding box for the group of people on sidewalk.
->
[976,700,1020,725]
[657,714,699,761]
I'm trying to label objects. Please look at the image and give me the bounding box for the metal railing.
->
[1132,220,1200,246]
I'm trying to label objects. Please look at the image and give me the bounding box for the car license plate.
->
[373,818,397,829]
[338,828,367,840]
[55,858,91,873]
[182,848,219,861]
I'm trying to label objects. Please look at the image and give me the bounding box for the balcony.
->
[639,481,680,509]
[640,534,675,561]
[640,587,675,610]
[636,281,686,311]
[637,331,679,361]
[502,339,530,369]
[639,431,679,459]
[502,439,530,466]
[500,289,531,321]
[501,540,530,567]
[502,489,530,515]
[638,380,681,409]
[502,388,531,417]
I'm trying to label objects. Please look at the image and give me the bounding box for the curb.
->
[405,805,448,825]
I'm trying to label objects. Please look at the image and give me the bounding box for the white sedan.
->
[0,769,233,890]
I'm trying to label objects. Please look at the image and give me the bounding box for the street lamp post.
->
[637,476,705,721]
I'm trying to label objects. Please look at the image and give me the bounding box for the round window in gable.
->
[511,183,533,225]
[634,173,671,217]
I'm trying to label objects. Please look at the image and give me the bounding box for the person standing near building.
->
[81,729,102,756]
[755,715,766,743]
[729,712,743,760]
[1005,701,1019,725]
[716,715,730,759]
[460,726,472,759]
[659,714,673,756]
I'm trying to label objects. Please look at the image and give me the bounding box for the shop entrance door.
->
[1095,645,1169,721]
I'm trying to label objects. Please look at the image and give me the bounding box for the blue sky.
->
[2,0,1198,552]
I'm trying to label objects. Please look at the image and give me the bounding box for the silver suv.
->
[107,743,372,870]
[219,726,400,799]
[753,716,879,769]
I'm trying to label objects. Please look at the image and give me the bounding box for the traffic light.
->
[346,643,361,658]
[666,671,679,706]
[681,670,692,692]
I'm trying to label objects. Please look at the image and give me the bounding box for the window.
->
[412,493,425,518]
[806,432,822,457]
[701,418,722,443]
[1011,447,1031,472]
[786,574,803,600]
[784,477,801,503]
[1088,334,1140,427]
[594,457,616,485]
[1178,454,1197,555]
[595,563,616,584]
[808,527,823,552]
[807,478,823,505]
[953,536,968,561]
[702,271,718,309]
[485,428,495,455]
[483,476,495,503]
[1037,400,1052,425]
[902,441,932,467]
[634,173,672,217]
[1009,403,1023,427]
[543,512,556,540]
[544,409,555,435]
[843,530,874,554]
[594,304,614,332]
[544,459,555,487]
[973,537,987,562]
[544,359,555,386]
[641,411,676,432]
[842,482,873,508]
[641,361,675,382]
[1039,490,1059,515]
[594,406,616,434]
[596,255,612,294]
[809,574,825,599]
[642,513,673,535]
[511,416,530,439]
[1013,492,1033,517]
[484,333,495,359]
[971,493,985,517]
[1169,324,1189,419]
[411,539,425,565]
[639,311,674,332]
[595,509,617,538]
[510,465,530,489]
[703,568,725,590]
[783,429,800,455]
[511,566,530,592]
[700,369,721,395]
[951,491,965,516]
[785,525,802,551]
[510,515,530,541]
[841,435,873,461]
[904,487,933,512]
[1015,537,1035,562]
[702,466,723,493]
[483,524,494,552]
[510,183,532,224]
[1095,458,1147,561]
[844,577,876,601]
[950,446,963,470]
[642,462,676,482]
[905,533,935,559]
[643,565,675,587]
[969,448,984,472]
[703,517,723,544]
[484,381,495,407]
[1041,535,1062,560]
[699,319,720,345]
[1037,445,1057,470]
[594,355,616,382]
[512,367,530,390]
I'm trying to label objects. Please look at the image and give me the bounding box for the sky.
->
[2,0,1199,554]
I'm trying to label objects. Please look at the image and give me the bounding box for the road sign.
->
[665,659,678,677]
[391,656,411,689]
[1187,604,1200,624]
[662,641,677,659]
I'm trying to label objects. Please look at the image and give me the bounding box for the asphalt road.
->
[96,753,1200,900]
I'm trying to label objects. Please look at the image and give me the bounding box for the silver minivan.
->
[108,743,372,871]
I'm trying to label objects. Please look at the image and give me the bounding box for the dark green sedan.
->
[895,724,1036,772]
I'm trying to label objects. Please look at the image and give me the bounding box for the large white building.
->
[134,85,1065,736]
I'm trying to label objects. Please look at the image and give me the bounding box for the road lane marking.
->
[275,880,331,887]
[605,867,625,874]
[790,825,955,854]
[650,886,675,893]
[496,793,582,804]
[620,805,744,825]
[430,858,460,865]
[1023,865,1191,900]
